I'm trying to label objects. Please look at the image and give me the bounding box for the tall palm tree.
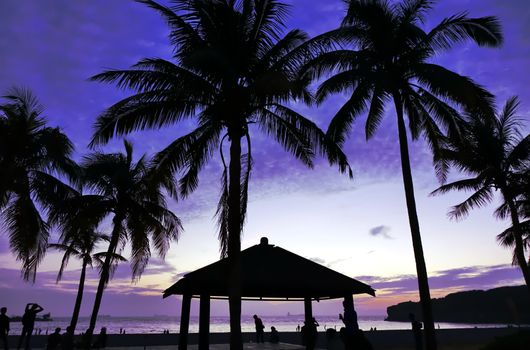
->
[49,229,126,333]
[302,1,503,349]
[89,1,351,348]
[432,97,530,298]
[0,87,77,281]
[79,140,182,346]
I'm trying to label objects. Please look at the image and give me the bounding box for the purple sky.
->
[0,0,529,317]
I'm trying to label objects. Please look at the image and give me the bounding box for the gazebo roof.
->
[163,237,375,300]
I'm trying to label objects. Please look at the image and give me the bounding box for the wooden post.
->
[344,294,354,310]
[179,294,191,350]
[304,297,312,324]
[199,294,210,350]
[304,297,313,350]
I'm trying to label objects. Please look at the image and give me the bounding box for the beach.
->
[5,328,527,350]
[7,315,524,335]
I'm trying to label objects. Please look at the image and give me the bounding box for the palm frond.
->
[326,83,372,145]
[425,13,503,51]
[448,186,494,220]
[413,63,495,115]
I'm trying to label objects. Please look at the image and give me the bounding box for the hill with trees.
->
[386,286,530,324]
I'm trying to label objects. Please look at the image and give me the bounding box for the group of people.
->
[252,315,279,344]
[254,298,375,350]
[0,304,108,350]
[0,303,47,350]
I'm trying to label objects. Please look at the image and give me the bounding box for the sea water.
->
[7,315,524,335]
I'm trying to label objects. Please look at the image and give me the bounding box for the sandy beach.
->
[5,327,527,350]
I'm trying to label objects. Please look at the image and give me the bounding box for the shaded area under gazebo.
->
[163,237,375,350]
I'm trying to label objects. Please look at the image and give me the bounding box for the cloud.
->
[308,257,326,265]
[369,225,393,239]
[355,264,525,298]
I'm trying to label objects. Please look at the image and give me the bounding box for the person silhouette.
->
[253,315,265,343]
[339,298,359,334]
[270,326,279,343]
[339,297,360,350]
[0,307,9,350]
[409,313,423,350]
[303,318,319,350]
[92,327,107,349]
[46,328,61,350]
[61,326,74,350]
[17,303,43,350]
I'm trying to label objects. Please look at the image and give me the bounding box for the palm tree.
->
[49,229,126,333]
[302,1,503,349]
[79,140,182,346]
[0,87,77,281]
[432,97,530,298]
[89,1,351,348]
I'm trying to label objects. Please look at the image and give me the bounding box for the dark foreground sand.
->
[6,327,527,350]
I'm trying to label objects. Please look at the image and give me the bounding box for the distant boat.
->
[11,313,53,322]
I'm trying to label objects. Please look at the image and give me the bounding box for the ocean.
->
[7,315,523,335]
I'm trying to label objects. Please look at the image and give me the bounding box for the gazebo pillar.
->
[304,297,313,350]
[304,297,312,324]
[179,294,191,350]
[199,294,210,350]
[344,294,354,309]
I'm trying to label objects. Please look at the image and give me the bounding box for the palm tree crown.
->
[81,140,181,278]
[432,97,530,296]
[90,1,352,253]
[305,0,502,170]
[0,87,76,280]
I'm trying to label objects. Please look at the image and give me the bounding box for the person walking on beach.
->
[0,307,9,350]
[17,303,44,350]
[409,313,423,350]
[253,315,265,343]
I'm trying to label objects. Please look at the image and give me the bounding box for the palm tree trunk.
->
[394,93,437,350]
[70,259,87,333]
[227,132,243,350]
[85,215,122,349]
[506,199,530,296]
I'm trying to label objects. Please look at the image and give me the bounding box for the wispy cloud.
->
[369,225,393,239]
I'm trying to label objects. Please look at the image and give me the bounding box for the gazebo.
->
[163,237,375,350]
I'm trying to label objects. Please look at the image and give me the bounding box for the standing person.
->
[305,318,319,350]
[253,315,265,343]
[339,298,359,333]
[61,326,74,350]
[17,303,44,350]
[409,313,423,350]
[0,307,10,350]
[46,328,61,350]
[339,297,360,350]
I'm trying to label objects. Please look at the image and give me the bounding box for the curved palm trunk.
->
[85,216,122,349]
[506,199,530,296]
[70,259,88,333]
[394,93,437,350]
[227,133,243,350]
